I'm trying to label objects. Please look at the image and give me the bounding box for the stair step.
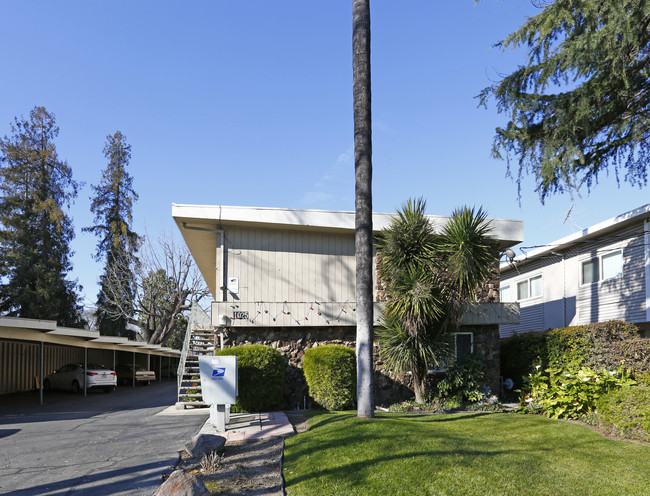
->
[177,401,208,408]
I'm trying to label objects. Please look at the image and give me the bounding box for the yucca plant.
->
[376,199,496,403]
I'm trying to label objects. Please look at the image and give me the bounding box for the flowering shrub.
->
[518,365,636,419]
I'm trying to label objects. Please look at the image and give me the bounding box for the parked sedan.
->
[116,364,156,386]
[44,363,117,393]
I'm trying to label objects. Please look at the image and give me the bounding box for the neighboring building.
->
[173,204,523,404]
[499,204,650,339]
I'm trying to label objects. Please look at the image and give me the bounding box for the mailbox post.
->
[199,356,238,431]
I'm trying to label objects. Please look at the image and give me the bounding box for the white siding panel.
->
[224,227,356,304]
[577,223,646,324]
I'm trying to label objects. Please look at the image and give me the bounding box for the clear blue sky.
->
[2,1,648,309]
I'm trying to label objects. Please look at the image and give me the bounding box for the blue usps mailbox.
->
[199,356,238,431]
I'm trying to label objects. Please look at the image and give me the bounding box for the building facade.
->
[500,204,650,339]
[173,204,523,404]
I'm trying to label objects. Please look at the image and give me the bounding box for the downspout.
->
[216,229,226,302]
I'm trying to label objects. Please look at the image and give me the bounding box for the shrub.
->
[303,344,356,410]
[436,353,485,404]
[501,330,548,388]
[214,344,285,412]
[519,365,637,419]
[596,384,650,442]
[596,338,650,373]
[501,321,642,388]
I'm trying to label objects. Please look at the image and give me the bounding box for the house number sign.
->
[233,311,249,320]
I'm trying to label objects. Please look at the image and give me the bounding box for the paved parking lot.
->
[0,381,208,496]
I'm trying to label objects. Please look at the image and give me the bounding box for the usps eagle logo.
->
[212,368,226,378]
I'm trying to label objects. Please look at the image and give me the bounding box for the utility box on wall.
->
[199,355,238,405]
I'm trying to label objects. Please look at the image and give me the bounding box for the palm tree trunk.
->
[353,0,374,418]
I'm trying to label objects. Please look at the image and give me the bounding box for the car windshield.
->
[87,363,108,370]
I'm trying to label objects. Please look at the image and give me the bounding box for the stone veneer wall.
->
[218,323,501,408]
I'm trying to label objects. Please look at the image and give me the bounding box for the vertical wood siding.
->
[0,341,83,393]
[224,227,359,304]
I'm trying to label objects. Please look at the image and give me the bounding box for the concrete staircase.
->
[176,305,215,409]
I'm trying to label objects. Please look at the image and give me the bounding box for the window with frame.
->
[515,274,542,301]
[500,284,513,302]
[454,332,473,362]
[428,332,474,372]
[581,250,623,284]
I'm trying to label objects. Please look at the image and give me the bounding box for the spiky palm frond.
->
[383,264,444,338]
[437,206,496,301]
[376,197,436,288]
[377,314,451,377]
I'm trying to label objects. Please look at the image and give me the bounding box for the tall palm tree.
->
[376,201,496,403]
[353,0,374,418]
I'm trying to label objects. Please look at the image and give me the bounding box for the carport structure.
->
[0,316,180,403]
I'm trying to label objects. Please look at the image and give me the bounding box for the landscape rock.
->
[185,433,226,459]
[153,470,210,496]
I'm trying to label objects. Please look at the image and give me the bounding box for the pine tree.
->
[479,0,650,202]
[0,106,84,327]
[84,131,140,337]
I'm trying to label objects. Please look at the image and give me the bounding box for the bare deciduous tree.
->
[101,232,209,345]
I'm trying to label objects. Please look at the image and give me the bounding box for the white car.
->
[44,363,117,393]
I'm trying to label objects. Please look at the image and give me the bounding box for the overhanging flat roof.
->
[501,203,650,273]
[172,203,524,247]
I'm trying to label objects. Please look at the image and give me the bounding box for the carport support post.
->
[132,352,136,388]
[39,341,44,405]
[83,348,88,397]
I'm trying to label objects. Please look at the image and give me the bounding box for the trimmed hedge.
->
[303,344,356,410]
[215,344,286,412]
[501,321,643,388]
[596,384,650,442]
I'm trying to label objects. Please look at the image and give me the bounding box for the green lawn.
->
[283,412,650,496]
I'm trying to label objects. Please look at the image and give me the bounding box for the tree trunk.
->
[413,371,425,404]
[353,0,374,418]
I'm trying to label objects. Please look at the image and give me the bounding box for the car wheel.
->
[71,380,80,394]
[43,379,51,391]
[104,386,115,393]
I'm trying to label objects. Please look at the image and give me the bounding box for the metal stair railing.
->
[176,304,212,403]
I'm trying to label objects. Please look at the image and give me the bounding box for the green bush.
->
[595,384,650,442]
[501,321,642,388]
[215,344,286,413]
[519,366,637,419]
[501,331,548,388]
[597,338,650,373]
[303,344,356,410]
[436,353,485,405]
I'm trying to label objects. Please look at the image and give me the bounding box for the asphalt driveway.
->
[0,381,208,496]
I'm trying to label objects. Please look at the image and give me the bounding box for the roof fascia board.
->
[172,203,523,246]
[501,203,650,273]
[0,317,57,332]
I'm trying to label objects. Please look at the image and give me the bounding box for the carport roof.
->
[0,316,179,356]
